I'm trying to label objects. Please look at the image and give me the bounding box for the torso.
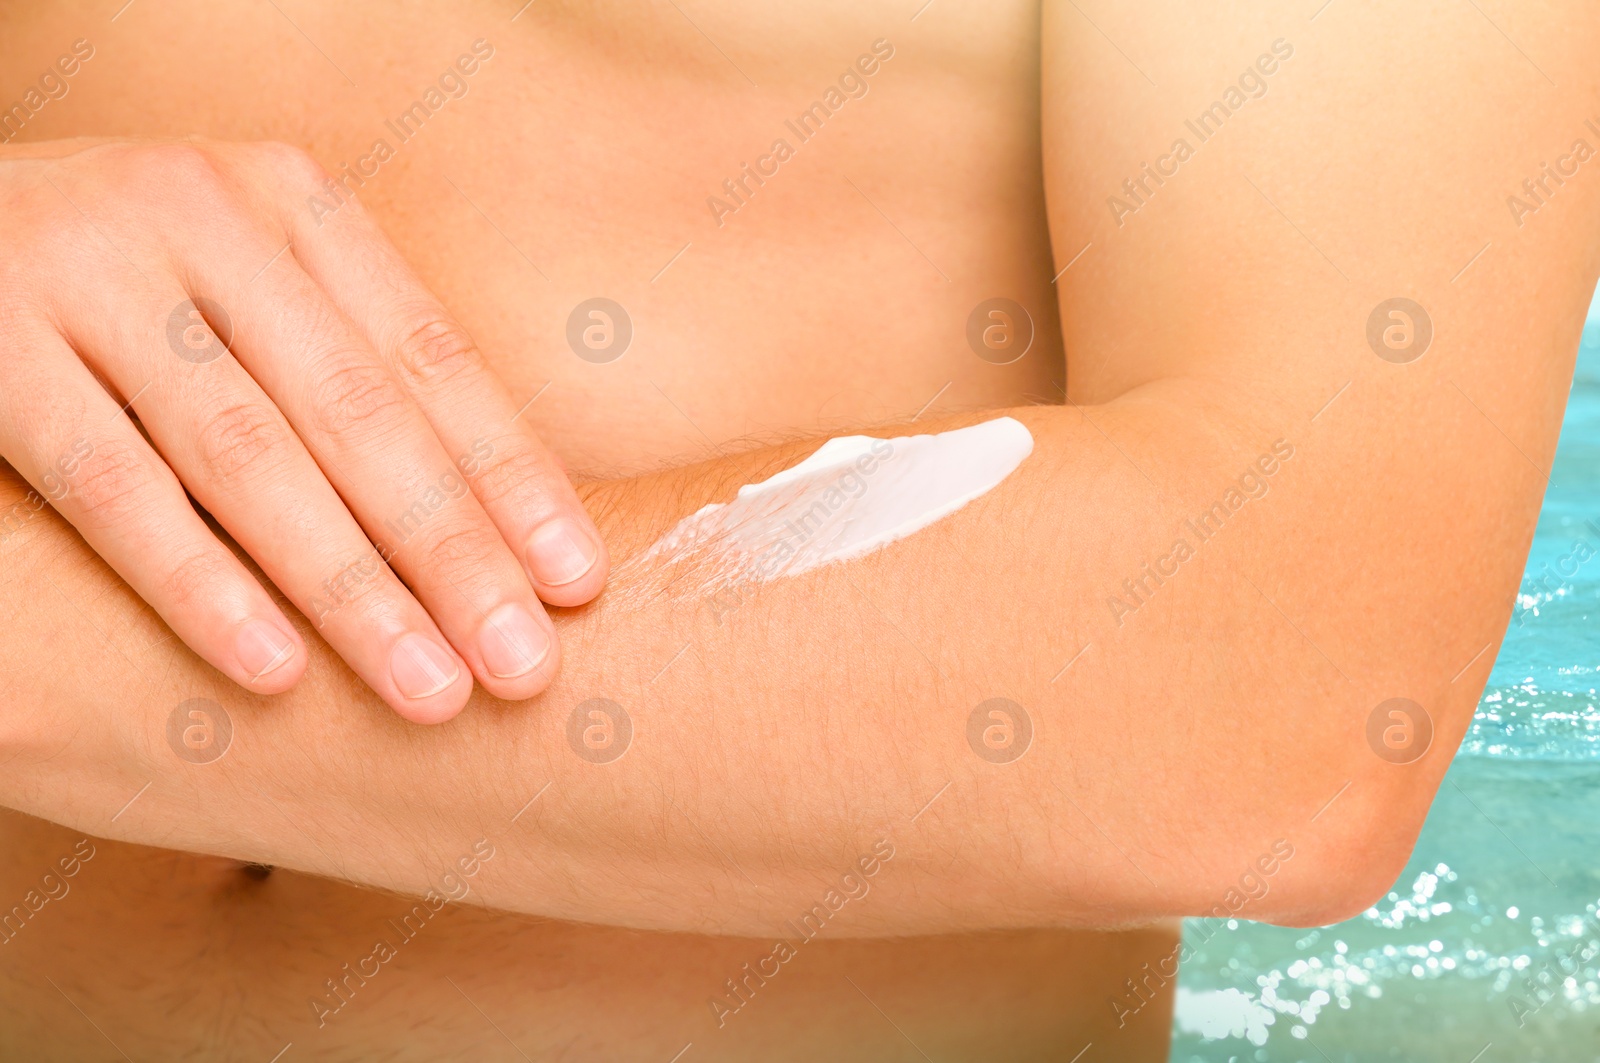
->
[0,2,1174,1057]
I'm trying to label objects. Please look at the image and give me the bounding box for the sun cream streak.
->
[635,417,1034,595]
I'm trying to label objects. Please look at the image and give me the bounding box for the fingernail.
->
[390,634,461,700]
[526,519,599,586]
[478,602,552,679]
[236,619,296,679]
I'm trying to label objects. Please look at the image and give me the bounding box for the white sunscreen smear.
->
[627,416,1034,597]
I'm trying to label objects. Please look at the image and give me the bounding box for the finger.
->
[61,278,479,723]
[180,250,561,701]
[276,169,609,607]
[0,325,308,695]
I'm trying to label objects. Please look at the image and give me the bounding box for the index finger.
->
[266,154,610,608]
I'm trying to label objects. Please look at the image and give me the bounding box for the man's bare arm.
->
[0,360,1578,938]
[3,0,1600,938]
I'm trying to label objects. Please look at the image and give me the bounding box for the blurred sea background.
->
[1169,288,1600,1063]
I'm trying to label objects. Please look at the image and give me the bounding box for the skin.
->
[0,136,611,722]
[2,0,1599,1059]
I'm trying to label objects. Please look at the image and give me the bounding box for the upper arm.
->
[1042,0,1600,399]
[1036,0,1600,914]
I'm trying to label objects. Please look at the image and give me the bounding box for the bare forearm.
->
[0,362,1551,935]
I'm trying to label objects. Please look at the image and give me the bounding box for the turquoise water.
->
[1170,316,1600,1062]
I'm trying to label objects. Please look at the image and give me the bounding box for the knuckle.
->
[158,547,235,612]
[193,401,291,481]
[306,550,393,629]
[133,142,228,194]
[112,142,246,228]
[310,360,409,435]
[418,519,503,575]
[255,140,329,185]
[65,438,163,529]
[0,288,36,336]
[469,444,555,510]
[392,313,484,388]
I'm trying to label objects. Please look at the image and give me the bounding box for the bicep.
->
[1042,0,1600,404]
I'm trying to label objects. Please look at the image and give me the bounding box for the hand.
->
[0,138,608,722]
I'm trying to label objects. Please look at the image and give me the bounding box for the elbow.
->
[1247,781,1433,929]
[1207,676,1462,930]
[1262,833,1417,929]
